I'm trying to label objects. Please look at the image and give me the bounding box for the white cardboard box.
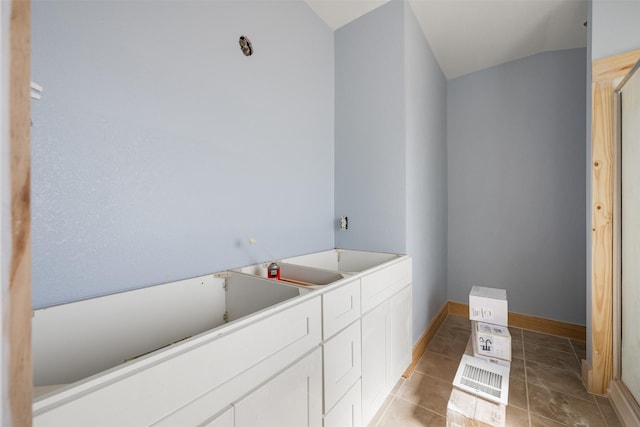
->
[469,286,508,326]
[472,321,512,361]
[446,387,506,427]
[465,336,511,368]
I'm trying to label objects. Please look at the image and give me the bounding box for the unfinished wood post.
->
[588,49,640,395]
[2,0,32,424]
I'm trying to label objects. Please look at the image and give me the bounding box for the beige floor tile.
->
[595,396,624,427]
[528,383,606,426]
[523,330,573,353]
[436,322,472,343]
[443,314,471,330]
[509,377,528,410]
[526,359,593,402]
[510,327,524,342]
[570,339,587,361]
[426,335,467,360]
[372,317,624,427]
[524,342,580,373]
[414,351,461,382]
[506,405,530,426]
[530,414,568,426]
[512,339,525,359]
[376,397,445,427]
[399,372,452,416]
[511,357,526,381]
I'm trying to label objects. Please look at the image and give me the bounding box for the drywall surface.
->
[404,3,448,341]
[447,49,587,325]
[335,0,448,343]
[31,1,335,308]
[334,0,406,254]
[591,0,640,60]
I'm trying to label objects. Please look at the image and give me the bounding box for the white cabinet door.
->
[361,285,412,426]
[323,320,361,412]
[389,285,412,381]
[203,406,234,427]
[235,348,323,427]
[361,302,389,425]
[323,380,362,427]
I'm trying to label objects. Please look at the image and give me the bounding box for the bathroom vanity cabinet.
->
[32,249,412,427]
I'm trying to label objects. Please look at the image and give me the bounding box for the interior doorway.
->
[612,58,640,425]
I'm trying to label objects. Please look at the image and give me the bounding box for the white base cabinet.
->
[361,284,412,425]
[324,380,362,427]
[235,349,323,427]
[203,407,234,427]
[33,249,412,427]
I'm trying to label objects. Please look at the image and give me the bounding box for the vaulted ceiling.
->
[304,0,588,79]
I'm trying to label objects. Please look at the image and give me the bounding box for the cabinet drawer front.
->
[323,380,362,427]
[203,406,234,427]
[35,297,321,427]
[235,348,323,427]
[323,320,362,413]
[322,279,361,339]
[361,258,411,313]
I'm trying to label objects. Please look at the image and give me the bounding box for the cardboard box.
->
[465,335,511,368]
[472,321,511,361]
[469,286,508,326]
[446,388,506,427]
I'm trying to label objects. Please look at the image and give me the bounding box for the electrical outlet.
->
[340,216,348,230]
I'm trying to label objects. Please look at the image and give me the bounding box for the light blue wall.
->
[31,1,335,308]
[447,49,587,325]
[335,0,448,342]
[591,0,640,60]
[404,4,448,341]
[334,1,406,254]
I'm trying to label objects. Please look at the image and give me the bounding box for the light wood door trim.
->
[589,49,640,395]
[4,0,32,424]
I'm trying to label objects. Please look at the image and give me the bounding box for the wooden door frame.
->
[586,48,640,397]
[609,58,640,426]
[1,0,32,425]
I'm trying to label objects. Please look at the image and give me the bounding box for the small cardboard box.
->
[472,321,512,361]
[465,334,511,367]
[469,286,508,326]
[446,388,506,427]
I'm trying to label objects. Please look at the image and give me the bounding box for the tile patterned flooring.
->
[370,314,623,427]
